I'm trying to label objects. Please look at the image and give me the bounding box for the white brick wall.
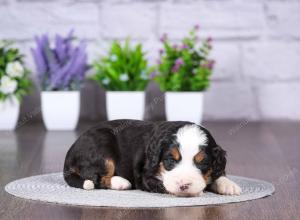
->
[0,2,99,40]
[265,2,300,39]
[159,2,264,39]
[0,0,299,121]
[243,42,300,81]
[99,2,157,40]
[257,83,300,120]
[210,43,241,80]
[204,82,258,120]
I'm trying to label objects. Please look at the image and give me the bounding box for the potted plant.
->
[153,26,214,124]
[91,40,150,120]
[0,40,31,130]
[31,31,88,130]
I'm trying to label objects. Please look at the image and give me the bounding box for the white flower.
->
[119,73,129,81]
[102,78,110,85]
[0,40,5,48]
[0,76,17,94]
[110,54,118,62]
[6,61,24,78]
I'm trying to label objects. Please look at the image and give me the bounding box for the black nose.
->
[179,183,191,191]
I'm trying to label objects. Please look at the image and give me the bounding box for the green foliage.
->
[91,40,151,91]
[154,27,214,91]
[0,40,32,102]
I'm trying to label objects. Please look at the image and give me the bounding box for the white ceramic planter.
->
[41,91,80,130]
[106,91,145,120]
[0,97,20,130]
[165,92,204,124]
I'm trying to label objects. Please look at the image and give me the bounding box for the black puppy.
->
[63,120,241,197]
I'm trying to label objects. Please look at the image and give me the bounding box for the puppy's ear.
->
[211,145,227,180]
[144,123,176,173]
[144,125,169,174]
[145,133,164,170]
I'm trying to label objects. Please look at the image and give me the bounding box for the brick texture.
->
[257,83,300,120]
[0,2,99,40]
[204,82,257,120]
[266,2,300,39]
[0,0,299,121]
[159,2,264,40]
[99,2,157,40]
[243,42,300,81]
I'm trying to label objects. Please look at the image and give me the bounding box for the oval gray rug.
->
[5,173,274,208]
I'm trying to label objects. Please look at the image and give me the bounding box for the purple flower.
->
[207,36,213,43]
[194,24,200,31]
[156,59,162,65]
[201,60,215,70]
[150,71,157,79]
[160,33,168,43]
[159,49,164,55]
[31,31,88,91]
[175,58,184,66]
[181,44,189,49]
[172,65,180,73]
[172,44,178,50]
[172,58,184,73]
[207,60,215,69]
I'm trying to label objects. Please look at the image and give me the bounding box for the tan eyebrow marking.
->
[194,150,205,163]
[170,147,181,161]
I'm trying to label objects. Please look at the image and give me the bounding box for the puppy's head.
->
[156,124,226,197]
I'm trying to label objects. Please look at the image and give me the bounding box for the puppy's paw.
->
[83,180,95,190]
[211,176,241,195]
[110,176,132,190]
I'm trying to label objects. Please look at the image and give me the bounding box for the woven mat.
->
[5,173,274,208]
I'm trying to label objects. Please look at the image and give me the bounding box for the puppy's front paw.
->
[83,180,95,190]
[110,176,132,190]
[211,176,241,195]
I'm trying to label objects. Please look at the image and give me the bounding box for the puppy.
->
[63,120,241,197]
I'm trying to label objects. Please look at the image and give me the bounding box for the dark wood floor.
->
[0,121,299,220]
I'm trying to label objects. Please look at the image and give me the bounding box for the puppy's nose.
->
[179,183,191,191]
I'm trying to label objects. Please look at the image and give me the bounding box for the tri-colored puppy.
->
[63,120,241,197]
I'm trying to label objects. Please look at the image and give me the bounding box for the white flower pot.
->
[41,91,80,130]
[0,97,20,130]
[165,92,204,124]
[106,91,145,120]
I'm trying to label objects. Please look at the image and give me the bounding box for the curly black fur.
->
[63,120,227,193]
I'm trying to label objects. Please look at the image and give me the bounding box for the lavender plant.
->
[153,25,215,91]
[31,31,88,91]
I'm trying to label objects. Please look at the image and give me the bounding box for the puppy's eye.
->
[196,161,210,172]
[194,155,211,172]
[163,157,177,171]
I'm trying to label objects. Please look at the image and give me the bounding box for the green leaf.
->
[154,27,213,91]
[90,39,150,91]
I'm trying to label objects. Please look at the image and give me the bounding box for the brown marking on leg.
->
[203,168,213,184]
[100,159,115,188]
[170,147,181,161]
[194,150,205,163]
[69,167,80,176]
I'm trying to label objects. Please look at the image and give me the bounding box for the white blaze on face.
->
[160,124,208,197]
